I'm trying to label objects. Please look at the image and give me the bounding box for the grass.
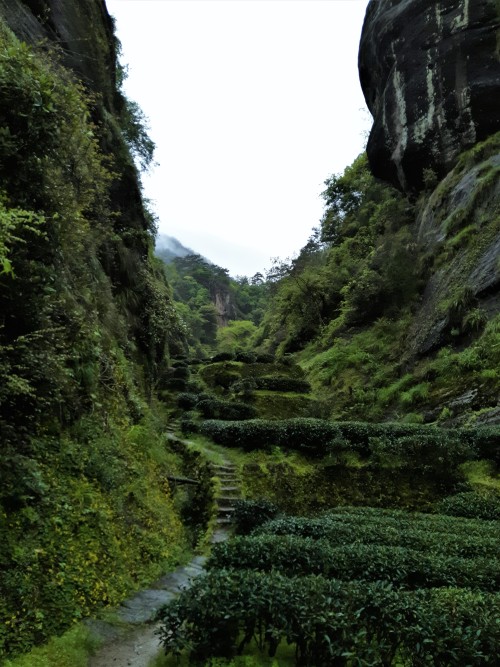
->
[2,625,100,667]
[461,460,500,492]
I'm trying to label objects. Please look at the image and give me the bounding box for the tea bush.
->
[157,569,500,665]
[199,419,491,472]
[232,499,280,535]
[196,399,257,421]
[436,491,500,520]
[254,512,500,558]
[177,392,200,410]
[207,534,500,591]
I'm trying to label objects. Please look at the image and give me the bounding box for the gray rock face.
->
[406,134,500,356]
[359,0,500,193]
[0,0,117,110]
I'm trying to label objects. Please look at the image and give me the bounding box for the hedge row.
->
[176,393,257,420]
[198,418,498,463]
[322,506,499,535]
[207,534,500,591]
[232,499,280,535]
[209,352,276,364]
[436,491,500,521]
[157,569,500,665]
[196,398,257,421]
[253,513,500,558]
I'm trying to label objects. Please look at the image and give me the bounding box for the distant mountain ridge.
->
[155,234,196,264]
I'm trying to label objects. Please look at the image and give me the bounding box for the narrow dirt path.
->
[88,456,240,667]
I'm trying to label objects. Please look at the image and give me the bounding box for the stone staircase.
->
[88,449,241,667]
[210,461,241,543]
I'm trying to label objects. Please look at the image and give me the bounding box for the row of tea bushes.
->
[199,418,498,464]
[207,534,500,591]
[157,568,500,665]
[252,512,500,557]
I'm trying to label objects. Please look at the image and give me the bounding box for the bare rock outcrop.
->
[359,0,500,193]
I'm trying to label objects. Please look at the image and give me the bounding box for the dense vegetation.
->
[0,16,198,659]
[158,506,500,665]
[253,139,500,425]
[1,1,499,664]
[160,253,268,357]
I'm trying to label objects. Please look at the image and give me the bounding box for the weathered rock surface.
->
[407,133,500,356]
[0,0,117,109]
[359,0,500,193]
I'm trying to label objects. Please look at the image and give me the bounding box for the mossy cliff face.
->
[359,0,500,193]
[0,0,117,108]
[408,133,500,358]
[0,4,187,660]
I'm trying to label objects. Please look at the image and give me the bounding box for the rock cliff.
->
[0,0,117,108]
[359,0,500,193]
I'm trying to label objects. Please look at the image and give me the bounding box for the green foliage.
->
[158,503,500,664]
[196,398,257,421]
[0,412,188,658]
[0,21,188,661]
[199,418,487,472]
[256,154,415,354]
[160,255,269,356]
[253,377,311,393]
[436,491,500,520]
[177,392,200,410]
[1,624,98,667]
[119,98,155,172]
[212,352,235,362]
[232,499,280,535]
[254,508,500,558]
[208,534,500,590]
[216,320,258,355]
[158,568,500,665]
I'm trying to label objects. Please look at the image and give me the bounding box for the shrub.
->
[211,352,234,362]
[172,366,190,380]
[255,353,275,363]
[163,378,187,392]
[235,351,256,363]
[199,418,340,456]
[196,399,257,421]
[207,534,500,591]
[157,569,500,665]
[180,412,198,435]
[255,511,500,558]
[254,376,311,393]
[199,419,485,470]
[177,392,199,410]
[233,499,280,535]
[436,491,500,520]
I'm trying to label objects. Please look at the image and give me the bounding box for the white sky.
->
[106,0,371,277]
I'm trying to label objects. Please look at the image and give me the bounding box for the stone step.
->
[211,464,236,471]
[219,486,240,494]
[211,528,230,544]
[216,496,240,505]
[216,516,234,525]
[217,506,236,515]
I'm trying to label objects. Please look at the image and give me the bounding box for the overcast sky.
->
[106,0,371,277]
